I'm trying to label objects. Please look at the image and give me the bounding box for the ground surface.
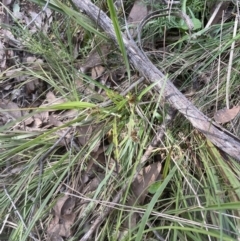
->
[0,1,240,241]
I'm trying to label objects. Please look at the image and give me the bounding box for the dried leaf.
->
[49,234,64,241]
[46,91,66,105]
[124,196,138,228]
[214,106,240,124]
[131,162,162,204]
[61,197,76,216]
[49,115,63,127]
[4,67,23,77]
[26,56,44,69]
[92,145,106,159]
[48,195,76,238]
[207,2,230,26]
[123,162,161,229]
[24,116,34,126]
[85,173,105,192]
[29,11,42,29]
[2,29,19,44]
[9,165,24,175]
[25,79,40,94]
[34,111,49,124]
[61,109,78,119]
[128,0,148,24]
[52,194,69,220]
[0,99,22,120]
[79,44,111,73]
[42,8,53,34]
[32,117,42,128]
[91,65,105,79]
[77,124,93,146]
[127,0,149,37]
[3,0,13,5]
[54,128,72,145]
[48,213,75,238]
[0,114,8,126]
[73,31,84,58]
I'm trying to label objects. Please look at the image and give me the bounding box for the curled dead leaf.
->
[24,116,34,126]
[128,0,148,24]
[127,0,149,37]
[0,99,22,120]
[131,162,162,204]
[3,0,13,5]
[123,162,162,230]
[46,91,66,105]
[79,44,111,73]
[32,117,42,128]
[77,124,93,146]
[214,106,240,124]
[48,195,76,239]
[3,67,23,77]
[49,115,64,127]
[61,197,76,215]
[91,65,105,79]
[48,234,64,241]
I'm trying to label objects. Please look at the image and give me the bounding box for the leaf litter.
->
[47,194,76,239]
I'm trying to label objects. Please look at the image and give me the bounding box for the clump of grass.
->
[0,0,240,240]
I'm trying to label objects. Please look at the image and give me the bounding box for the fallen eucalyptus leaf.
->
[214,106,240,124]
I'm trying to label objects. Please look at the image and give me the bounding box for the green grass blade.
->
[41,101,96,110]
[107,0,131,80]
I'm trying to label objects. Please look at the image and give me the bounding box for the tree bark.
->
[72,0,240,162]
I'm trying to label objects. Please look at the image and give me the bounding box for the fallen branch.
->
[72,0,240,162]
